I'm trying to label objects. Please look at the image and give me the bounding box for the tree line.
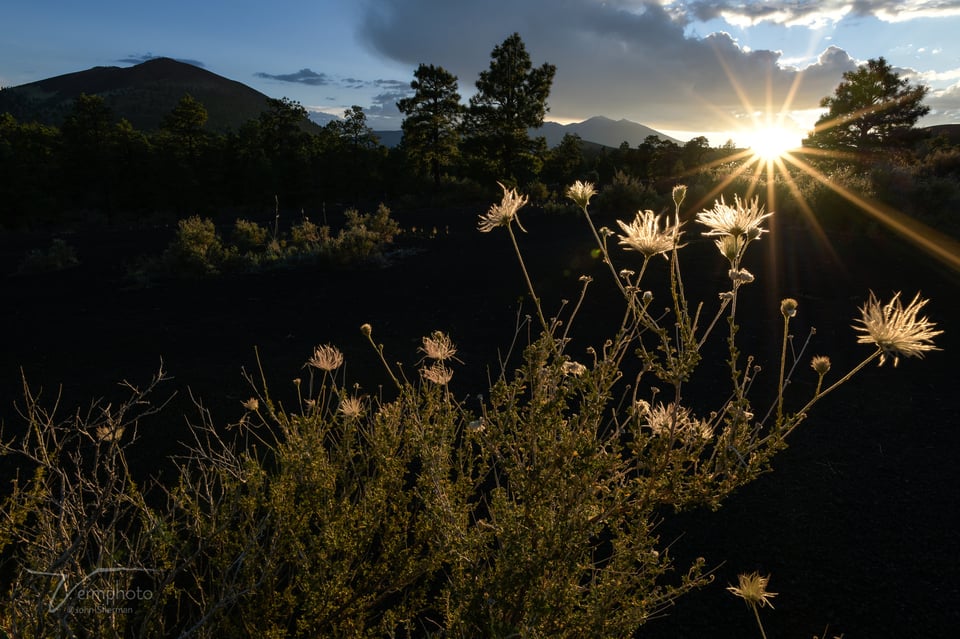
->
[0,34,942,231]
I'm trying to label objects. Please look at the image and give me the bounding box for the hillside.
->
[0,58,276,132]
[534,116,682,147]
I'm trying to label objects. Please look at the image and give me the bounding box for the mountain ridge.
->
[2,59,684,148]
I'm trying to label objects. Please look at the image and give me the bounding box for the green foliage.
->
[162,215,227,277]
[397,64,463,186]
[132,204,400,282]
[594,169,662,213]
[805,57,930,151]
[463,33,556,184]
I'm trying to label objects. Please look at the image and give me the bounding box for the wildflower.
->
[727,571,778,609]
[478,182,529,232]
[421,362,454,385]
[780,298,798,318]
[853,291,942,366]
[616,210,682,259]
[697,195,772,239]
[810,355,832,375]
[420,330,458,362]
[241,397,259,411]
[339,396,363,419]
[360,323,373,337]
[307,344,344,371]
[566,180,597,209]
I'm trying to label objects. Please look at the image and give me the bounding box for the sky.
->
[3,1,960,146]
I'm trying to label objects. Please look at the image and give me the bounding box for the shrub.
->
[1,183,939,637]
[231,218,269,253]
[162,215,226,277]
[16,238,80,274]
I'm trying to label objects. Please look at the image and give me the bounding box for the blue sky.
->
[3,1,960,145]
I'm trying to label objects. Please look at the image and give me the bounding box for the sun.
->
[744,125,801,161]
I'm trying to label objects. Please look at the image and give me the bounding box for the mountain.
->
[0,58,276,132]
[533,116,682,148]
[373,116,681,150]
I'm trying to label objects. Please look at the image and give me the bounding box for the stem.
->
[751,603,769,639]
[578,204,626,296]
[507,224,551,336]
[776,313,790,428]
[363,332,402,389]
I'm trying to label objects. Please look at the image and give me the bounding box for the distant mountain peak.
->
[532,117,681,148]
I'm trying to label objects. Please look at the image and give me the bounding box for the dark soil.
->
[2,202,957,638]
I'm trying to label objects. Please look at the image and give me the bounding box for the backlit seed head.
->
[810,355,832,375]
[420,330,458,362]
[360,323,372,337]
[727,572,778,609]
[421,362,454,385]
[338,396,364,419]
[307,344,344,371]
[853,291,942,367]
[566,180,597,209]
[242,397,259,412]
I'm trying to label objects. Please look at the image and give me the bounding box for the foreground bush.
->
[0,183,940,637]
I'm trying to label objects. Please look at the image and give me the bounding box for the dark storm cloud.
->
[119,53,205,67]
[254,68,332,86]
[357,0,858,130]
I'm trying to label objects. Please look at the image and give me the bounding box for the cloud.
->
[119,53,205,68]
[254,68,332,86]
[357,0,859,133]
[925,81,960,123]
[687,1,960,27]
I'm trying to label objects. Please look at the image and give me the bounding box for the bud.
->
[360,323,372,337]
[780,298,798,318]
[672,184,687,208]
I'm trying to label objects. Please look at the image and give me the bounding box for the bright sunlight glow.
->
[744,125,801,161]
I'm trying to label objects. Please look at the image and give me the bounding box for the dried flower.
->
[241,397,260,411]
[810,355,831,375]
[561,360,587,377]
[96,424,125,442]
[420,330,458,362]
[853,291,942,367]
[780,298,798,318]
[697,195,772,239]
[643,402,712,441]
[360,323,372,337]
[729,268,755,284]
[566,180,597,209]
[307,344,344,371]
[339,396,363,419]
[421,362,454,385]
[478,182,529,232]
[616,210,682,259]
[727,572,778,609]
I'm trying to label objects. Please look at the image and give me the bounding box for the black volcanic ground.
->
[2,204,957,637]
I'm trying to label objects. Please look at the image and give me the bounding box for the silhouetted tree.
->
[804,57,929,151]
[397,64,463,187]
[541,133,585,189]
[463,33,556,184]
